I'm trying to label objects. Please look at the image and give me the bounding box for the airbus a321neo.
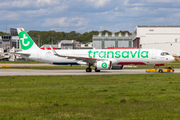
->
[16,28,174,72]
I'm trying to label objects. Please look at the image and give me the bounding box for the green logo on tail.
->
[19,31,33,50]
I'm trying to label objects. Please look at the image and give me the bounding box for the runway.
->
[0,68,180,76]
[0,63,56,67]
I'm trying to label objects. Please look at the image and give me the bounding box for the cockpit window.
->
[161,52,170,56]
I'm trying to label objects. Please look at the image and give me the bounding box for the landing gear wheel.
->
[95,67,100,72]
[86,68,92,72]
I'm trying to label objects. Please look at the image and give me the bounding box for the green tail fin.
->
[17,28,39,51]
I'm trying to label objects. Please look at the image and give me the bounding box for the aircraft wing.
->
[51,48,97,64]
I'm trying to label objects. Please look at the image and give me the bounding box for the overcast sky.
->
[0,0,180,33]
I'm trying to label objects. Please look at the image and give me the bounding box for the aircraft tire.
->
[159,69,163,73]
[86,68,92,72]
[95,67,100,72]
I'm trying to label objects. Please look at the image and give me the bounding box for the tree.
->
[27,29,131,44]
[102,30,112,35]
[115,31,132,36]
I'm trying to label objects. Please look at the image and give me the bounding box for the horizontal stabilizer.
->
[15,51,31,57]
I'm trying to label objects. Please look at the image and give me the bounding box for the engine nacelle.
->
[95,61,112,70]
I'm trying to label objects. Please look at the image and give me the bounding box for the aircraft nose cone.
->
[166,56,175,62]
[170,56,175,62]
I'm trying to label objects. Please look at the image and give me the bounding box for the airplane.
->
[16,28,174,72]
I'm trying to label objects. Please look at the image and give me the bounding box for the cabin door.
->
[152,49,156,59]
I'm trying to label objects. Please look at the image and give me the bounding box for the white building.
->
[132,25,180,55]
[58,40,81,49]
[81,42,93,49]
[93,32,132,49]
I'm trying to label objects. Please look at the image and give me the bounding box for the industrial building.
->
[81,42,93,49]
[0,35,19,52]
[0,34,19,60]
[58,40,81,49]
[0,28,36,61]
[93,32,132,49]
[132,25,180,55]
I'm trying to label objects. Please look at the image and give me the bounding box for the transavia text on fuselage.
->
[88,50,149,59]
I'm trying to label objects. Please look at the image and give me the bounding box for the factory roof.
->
[137,25,180,28]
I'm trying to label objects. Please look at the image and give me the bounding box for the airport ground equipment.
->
[146,66,174,73]
[173,55,180,61]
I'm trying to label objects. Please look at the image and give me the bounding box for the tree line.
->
[28,30,131,46]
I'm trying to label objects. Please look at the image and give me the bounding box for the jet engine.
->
[94,61,112,70]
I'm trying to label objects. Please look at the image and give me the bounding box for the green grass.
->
[0,65,91,70]
[1,74,180,119]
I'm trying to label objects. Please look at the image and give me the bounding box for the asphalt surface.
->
[0,63,56,67]
[0,68,179,76]
[0,63,179,76]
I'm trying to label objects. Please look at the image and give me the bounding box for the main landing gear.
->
[95,67,100,72]
[86,64,100,72]
[86,63,92,72]
[86,67,100,72]
[86,67,92,72]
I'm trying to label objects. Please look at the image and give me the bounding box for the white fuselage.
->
[23,48,174,66]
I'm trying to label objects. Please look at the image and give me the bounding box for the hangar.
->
[93,32,132,49]
[132,25,180,55]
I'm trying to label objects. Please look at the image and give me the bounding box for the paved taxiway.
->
[0,63,179,76]
[0,63,56,67]
[0,69,180,76]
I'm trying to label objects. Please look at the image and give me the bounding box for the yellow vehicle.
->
[173,55,180,61]
[146,66,174,73]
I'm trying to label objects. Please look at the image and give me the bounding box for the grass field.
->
[0,65,90,70]
[1,74,180,119]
